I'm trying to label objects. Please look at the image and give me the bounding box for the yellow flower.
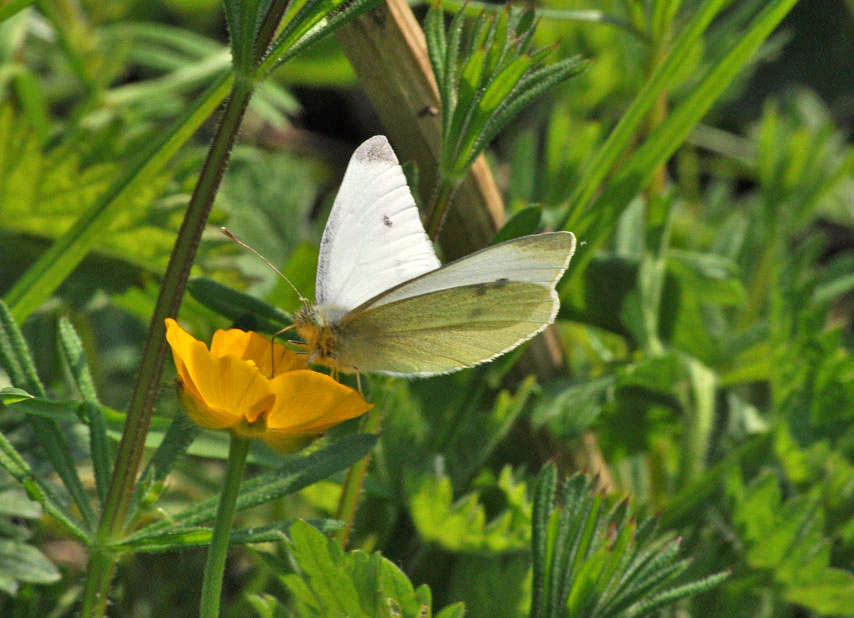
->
[164,318,372,453]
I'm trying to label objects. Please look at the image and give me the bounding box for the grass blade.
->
[562,0,799,287]
[559,0,732,230]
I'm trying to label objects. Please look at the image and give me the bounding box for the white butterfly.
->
[294,136,576,377]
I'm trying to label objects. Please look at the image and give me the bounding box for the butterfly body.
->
[292,136,576,377]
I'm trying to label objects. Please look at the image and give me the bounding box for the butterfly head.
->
[294,303,348,371]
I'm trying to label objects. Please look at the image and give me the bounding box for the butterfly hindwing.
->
[365,232,576,310]
[336,280,559,375]
[328,232,576,375]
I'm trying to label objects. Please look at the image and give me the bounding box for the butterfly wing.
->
[334,232,576,376]
[368,232,575,310]
[316,135,440,310]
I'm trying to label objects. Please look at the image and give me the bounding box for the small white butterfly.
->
[293,136,576,377]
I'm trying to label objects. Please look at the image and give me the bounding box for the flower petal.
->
[164,318,204,402]
[186,343,277,425]
[266,370,372,434]
[210,328,253,358]
[211,328,307,377]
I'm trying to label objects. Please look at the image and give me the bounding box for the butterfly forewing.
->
[316,136,440,310]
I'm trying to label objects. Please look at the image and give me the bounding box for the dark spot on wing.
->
[355,136,395,164]
[494,277,510,287]
[418,105,439,117]
[382,214,393,227]
[474,283,488,297]
[468,307,483,319]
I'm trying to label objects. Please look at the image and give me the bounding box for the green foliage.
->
[409,466,530,553]
[530,464,728,618]
[727,468,854,616]
[0,489,60,595]
[0,297,379,605]
[273,519,465,618]
[2,0,853,615]
[425,3,587,186]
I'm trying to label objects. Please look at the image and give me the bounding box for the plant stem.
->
[425,182,457,241]
[77,3,299,615]
[200,434,251,618]
[333,404,383,548]
[78,75,254,618]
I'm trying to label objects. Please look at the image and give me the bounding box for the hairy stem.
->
[78,73,254,618]
[425,182,457,241]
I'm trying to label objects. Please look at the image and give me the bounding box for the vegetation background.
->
[0,0,852,616]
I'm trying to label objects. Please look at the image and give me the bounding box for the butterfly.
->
[292,135,576,377]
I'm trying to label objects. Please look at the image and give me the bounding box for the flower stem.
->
[425,182,457,241]
[200,433,250,618]
[333,404,383,548]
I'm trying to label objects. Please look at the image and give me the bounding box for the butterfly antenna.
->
[221,227,308,304]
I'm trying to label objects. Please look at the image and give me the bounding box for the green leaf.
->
[0,539,61,594]
[491,205,543,245]
[659,433,771,529]
[434,605,466,618]
[0,299,44,396]
[447,46,487,157]
[57,317,111,505]
[409,466,530,553]
[785,569,854,616]
[530,375,614,440]
[0,431,90,544]
[730,469,854,615]
[0,0,33,23]
[0,386,32,405]
[187,276,293,332]
[530,463,557,618]
[425,6,448,90]
[467,55,587,171]
[12,67,49,143]
[5,395,80,424]
[246,593,290,618]
[0,487,41,519]
[57,317,99,403]
[223,0,267,73]
[257,0,383,77]
[127,415,201,523]
[281,519,452,618]
[128,434,378,540]
[117,519,342,554]
[531,469,727,617]
[0,301,96,530]
[3,71,232,322]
